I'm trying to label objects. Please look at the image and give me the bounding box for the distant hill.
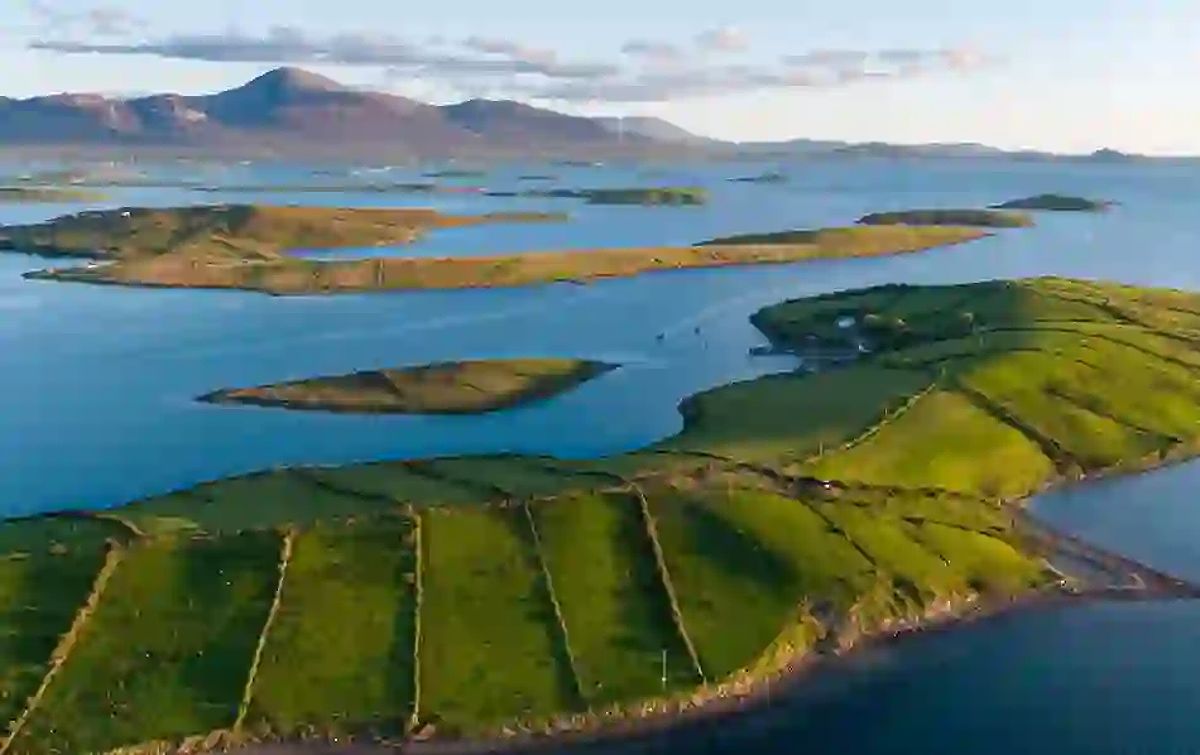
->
[0,68,1187,161]
[594,116,712,145]
[0,68,674,157]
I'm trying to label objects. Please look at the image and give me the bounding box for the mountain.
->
[442,99,625,147]
[0,68,672,157]
[594,116,712,145]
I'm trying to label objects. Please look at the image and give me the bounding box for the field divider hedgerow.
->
[409,507,425,732]
[629,484,707,685]
[950,383,1078,473]
[234,528,295,732]
[521,500,587,709]
[801,376,941,467]
[0,540,126,754]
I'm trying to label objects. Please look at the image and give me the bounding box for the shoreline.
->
[226,510,1200,754]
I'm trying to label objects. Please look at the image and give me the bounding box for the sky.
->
[2,0,1199,154]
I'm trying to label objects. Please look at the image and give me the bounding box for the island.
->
[0,277,1197,754]
[6,204,994,294]
[199,359,615,415]
[991,194,1113,212]
[858,208,1034,228]
[728,171,788,184]
[526,187,709,205]
[0,187,101,203]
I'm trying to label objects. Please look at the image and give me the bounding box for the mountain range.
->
[0,67,1177,161]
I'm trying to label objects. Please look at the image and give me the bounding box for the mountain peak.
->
[239,67,349,95]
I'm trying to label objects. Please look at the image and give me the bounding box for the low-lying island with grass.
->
[0,276,1198,753]
[200,358,615,415]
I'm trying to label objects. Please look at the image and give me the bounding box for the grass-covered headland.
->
[200,359,615,415]
[0,277,1198,752]
[2,204,992,294]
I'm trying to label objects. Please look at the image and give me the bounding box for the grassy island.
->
[530,187,708,205]
[199,359,615,415]
[858,209,1034,228]
[0,187,101,203]
[9,206,990,294]
[0,204,564,261]
[728,171,788,184]
[992,194,1112,212]
[0,278,1197,752]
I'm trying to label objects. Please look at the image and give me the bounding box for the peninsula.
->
[5,204,992,294]
[199,359,615,415]
[0,277,1198,754]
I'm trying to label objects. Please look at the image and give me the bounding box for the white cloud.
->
[695,27,750,53]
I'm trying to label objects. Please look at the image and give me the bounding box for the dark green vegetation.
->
[858,209,1034,228]
[992,194,1112,212]
[199,359,615,415]
[3,278,1199,750]
[0,187,101,203]
[14,207,988,294]
[9,533,280,754]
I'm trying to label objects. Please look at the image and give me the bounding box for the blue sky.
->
[4,0,1200,153]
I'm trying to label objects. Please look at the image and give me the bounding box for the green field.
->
[645,485,873,679]
[531,493,697,706]
[246,518,417,737]
[418,507,578,733]
[11,533,280,754]
[0,539,110,730]
[808,389,1055,498]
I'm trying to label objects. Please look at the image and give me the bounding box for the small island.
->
[728,171,788,184]
[529,186,709,205]
[0,186,102,203]
[991,194,1113,212]
[858,208,1034,228]
[199,358,616,415]
[7,204,993,294]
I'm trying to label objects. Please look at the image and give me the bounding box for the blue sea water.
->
[3,156,1200,753]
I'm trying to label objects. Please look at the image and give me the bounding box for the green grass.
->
[531,493,697,706]
[0,546,110,729]
[0,516,125,555]
[645,486,872,679]
[957,352,1167,469]
[419,506,578,733]
[246,517,417,737]
[12,532,281,754]
[905,522,1048,597]
[120,471,395,536]
[419,457,607,500]
[305,463,494,508]
[815,503,965,601]
[809,389,1055,498]
[662,366,932,466]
